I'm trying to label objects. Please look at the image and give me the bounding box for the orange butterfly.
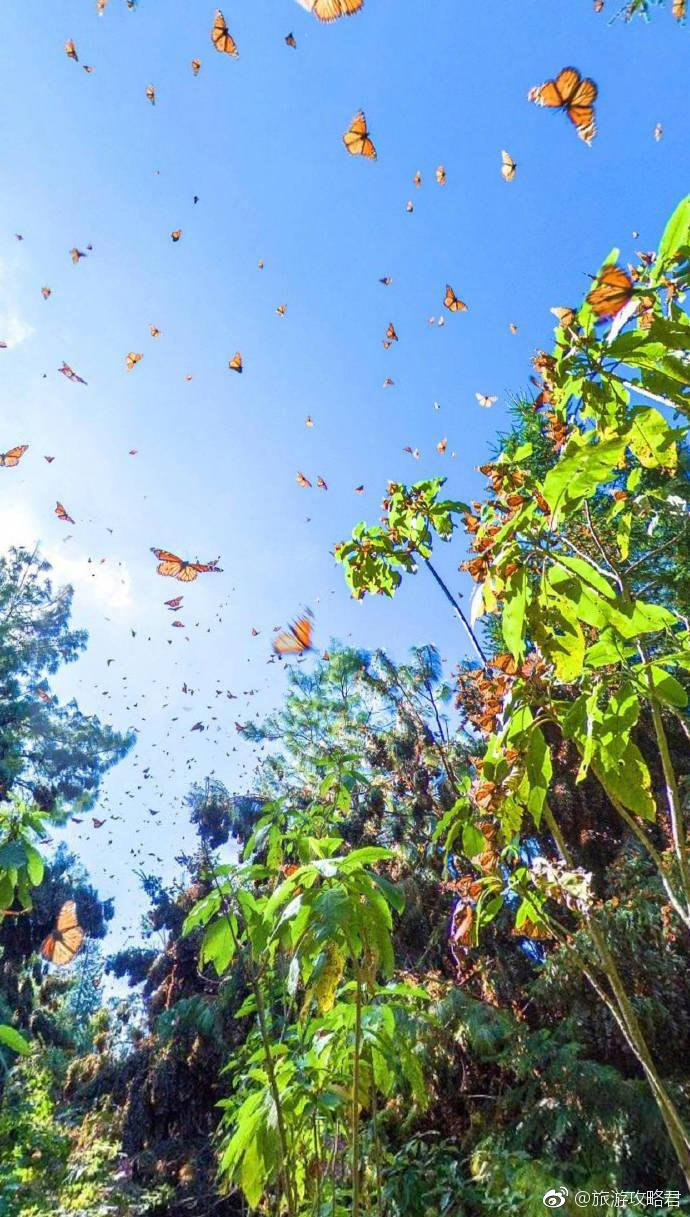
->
[296,0,364,19]
[343,111,376,160]
[191,58,201,75]
[586,265,634,318]
[528,67,597,144]
[165,596,183,610]
[273,615,314,655]
[150,549,223,581]
[150,325,161,338]
[0,445,28,467]
[211,10,238,56]
[276,304,287,316]
[65,39,78,61]
[41,287,51,300]
[444,285,467,312]
[41,900,84,967]
[55,501,75,523]
[386,323,398,342]
[70,248,87,263]
[228,352,243,373]
[125,352,143,370]
[296,471,312,488]
[171,229,182,242]
[500,150,517,181]
[285,32,297,48]
[316,475,328,490]
[146,84,155,104]
[435,165,446,185]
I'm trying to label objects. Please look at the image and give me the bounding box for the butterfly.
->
[586,265,634,318]
[551,306,577,329]
[59,362,86,383]
[672,0,686,18]
[316,476,328,490]
[146,84,155,104]
[435,165,446,185]
[405,201,414,213]
[285,32,297,47]
[386,322,398,342]
[150,325,161,338]
[65,39,78,61]
[500,150,517,181]
[355,484,364,493]
[296,0,364,18]
[70,247,87,263]
[305,415,314,427]
[165,596,183,610]
[228,352,243,373]
[379,276,392,286]
[0,445,28,467]
[151,549,222,581]
[171,229,182,242]
[192,58,201,75]
[211,10,238,56]
[41,287,51,300]
[44,455,55,463]
[528,67,597,144]
[55,502,75,523]
[40,900,84,967]
[125,352,143,370]
[276,304,287,316]
[296,471,312,487]
[413,170,422,187]
[476,393,498,408]
[437,438,447,454]
[343,111,376,160]
[444,285,468,313]
[273,615,313,655]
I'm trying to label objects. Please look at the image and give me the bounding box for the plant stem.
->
[423,558,488,666]
[351,974,363,1217]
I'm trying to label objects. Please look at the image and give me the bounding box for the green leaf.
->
[651,194,690,284]
[501,567,527,660]
[462,824,486,859]
[628,407,679,471]
[0,1024,31,1056]
[24,843,44,888]
[646,665,688,709]
[0,840,27,870]
[200,916,237,975]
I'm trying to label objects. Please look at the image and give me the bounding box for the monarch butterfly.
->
[343,111,376,160]
[171,229,182,242]
[55,501,75,523]
[59,362,86,384]
[435,165,446,185]
[44,455,55,463]
[316,475,328,490]
[146,84,155,104]
[586,265,633,318]
[475,393,497,408]
[672,0,686,19]
[273,615,313,655]
[276,304,287,316]
[305,415,314,427]
[500,150,517,181]
[165,596,183,609]
[444,285,467,313]
[150,549,222,581]
[150,325,161,338]
[296,0,364,19]
[125,352,143,370]
[379,276,392,286]
[0,445,28,467]
[228,352,243,373]
[413,170,422,187]
[65,39,78,61]
[528,67,597,145]
[405,200,413,212]
[285,32,297,47]
[191,58,201,75]
[40,900,84,967]
[42,287,51,300]
[550,306,577,329]
[70,248,86,263]
[386,323,398,341]
[296,471,312,487]
[211,10,238,56]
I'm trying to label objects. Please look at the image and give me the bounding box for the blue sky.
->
[1,0,689,945]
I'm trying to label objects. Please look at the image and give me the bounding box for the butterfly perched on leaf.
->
[150,549,223,581]
[228,352,243,373]
[211,10,238,56]
[476,393,498,408]
[444,285,467,313]
[55,501,75,523]
[528,67,597,144]
[0,445,28,467]
[125,352,143,370]
[343,111,376,160]
[40,900,84,967]
[273,614,314,656]
[295,0,364,19]
[500,150,516,181]
[586,265,634,318]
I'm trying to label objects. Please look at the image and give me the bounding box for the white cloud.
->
[0,312,34,350]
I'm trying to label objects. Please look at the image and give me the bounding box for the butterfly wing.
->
[307,0,364,19]
[291,616,313,650]
[444,286,467,312]
[554,67,583,103]
[229,352,243,372]
[0,445,28,467]
[56,900,79,933]
[211,10,238,55]
[343,111,376,159]
[151,548,185,578]
[586,265,633,317]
